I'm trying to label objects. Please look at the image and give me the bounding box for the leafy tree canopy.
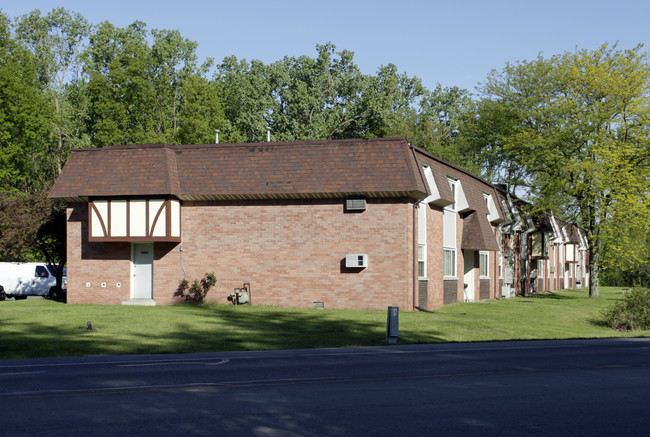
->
[475,43,650,296]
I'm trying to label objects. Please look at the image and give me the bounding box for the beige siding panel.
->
[130,200,147,237]
[111,200,127,237]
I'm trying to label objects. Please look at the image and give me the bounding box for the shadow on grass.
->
[164,305,446,352]
[0,320,114,360]
[526,292,580,300]
[0,303,447,359]
[588,317,611,329]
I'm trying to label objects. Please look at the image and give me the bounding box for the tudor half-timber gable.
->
[88,198,181,242]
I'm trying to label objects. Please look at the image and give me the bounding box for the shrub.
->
[602,287,650,331]
[175,273,217,304]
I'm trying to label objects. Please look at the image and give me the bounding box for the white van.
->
[0,262,67,301]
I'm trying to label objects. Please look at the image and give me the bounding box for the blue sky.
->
[2,0,648,94]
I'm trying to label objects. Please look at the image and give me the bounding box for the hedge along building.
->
[49,137,509,310]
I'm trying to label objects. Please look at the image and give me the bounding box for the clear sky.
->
[2,0,648,94]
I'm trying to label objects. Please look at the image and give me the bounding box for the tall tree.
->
[176,71,225,144]
[0,12,54,193]
[477,44,650,297]
[269,44,371,140]
[85,20,158,145]
[386,84,476,170]
[216,55,281,142]
[16,7,90,173]
[216,43,433,143]
[84,21,212,145]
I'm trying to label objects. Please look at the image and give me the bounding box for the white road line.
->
[118,359,230,367]
[0,371,47,376]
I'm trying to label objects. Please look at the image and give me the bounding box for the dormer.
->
[447,177,470,213]
[483,192,504,224]
[420,164,453,207]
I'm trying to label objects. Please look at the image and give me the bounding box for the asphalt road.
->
[1,338,649,436]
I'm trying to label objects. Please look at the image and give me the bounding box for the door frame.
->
[463,249,475,302]
[131,242,154,299]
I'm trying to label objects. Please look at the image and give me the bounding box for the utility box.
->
[386,306,399,344]
[504,267,514,284]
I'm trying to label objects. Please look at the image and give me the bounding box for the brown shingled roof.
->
[461,212,500,251]
[49,138,428,201]
[413,147,501,251]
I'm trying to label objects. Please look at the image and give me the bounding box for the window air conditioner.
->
[346,197,366,211]
[346,254,368,268]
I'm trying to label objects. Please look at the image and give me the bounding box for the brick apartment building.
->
[49,137,587,309]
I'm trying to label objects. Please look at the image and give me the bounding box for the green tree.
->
[216,43,433,143]
[269,44,371,140]
[177,72,225,144]
[84,20,158,145]
[16,7,91,173]
[478,43,650,297]
[0,12,54,192]
[387,84,476,170]
[84,21,212,145]
[215,55,278,142]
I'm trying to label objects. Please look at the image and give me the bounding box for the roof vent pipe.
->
[215,129,220,144]
[266,127,271,142]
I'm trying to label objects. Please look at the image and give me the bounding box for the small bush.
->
[602,287,650,331]
[175,273,217,304]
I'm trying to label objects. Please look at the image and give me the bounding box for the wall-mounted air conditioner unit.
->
[346,254,368,268]
[346,197,366,211]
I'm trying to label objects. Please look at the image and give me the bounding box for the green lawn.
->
[1,287,647,360]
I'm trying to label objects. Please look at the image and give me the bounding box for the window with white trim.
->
[447,177,457,211]
[418,244,426,278]
[479,251,489,278]
[444,248,456,277]
[498,250,503,278]
[417,201,427,278]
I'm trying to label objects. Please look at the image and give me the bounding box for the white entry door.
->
[463,250,475,302]
[132,243,153,299]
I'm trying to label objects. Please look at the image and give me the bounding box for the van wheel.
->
[48,287,58,299]
[0,291,5,301]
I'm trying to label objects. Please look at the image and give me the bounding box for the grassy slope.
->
[1,287,647,360]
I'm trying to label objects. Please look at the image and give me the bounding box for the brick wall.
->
[425,204,444,308]
[421,203,503,308]
[67,203,132,304]
[67,198,416,310]
[172,198,414,309]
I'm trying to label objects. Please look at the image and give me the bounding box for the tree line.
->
[0,7,648,291]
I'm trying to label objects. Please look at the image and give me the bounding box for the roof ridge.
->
[50,137,428,201]
[172,137,406,150]
[411,144,495,188]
